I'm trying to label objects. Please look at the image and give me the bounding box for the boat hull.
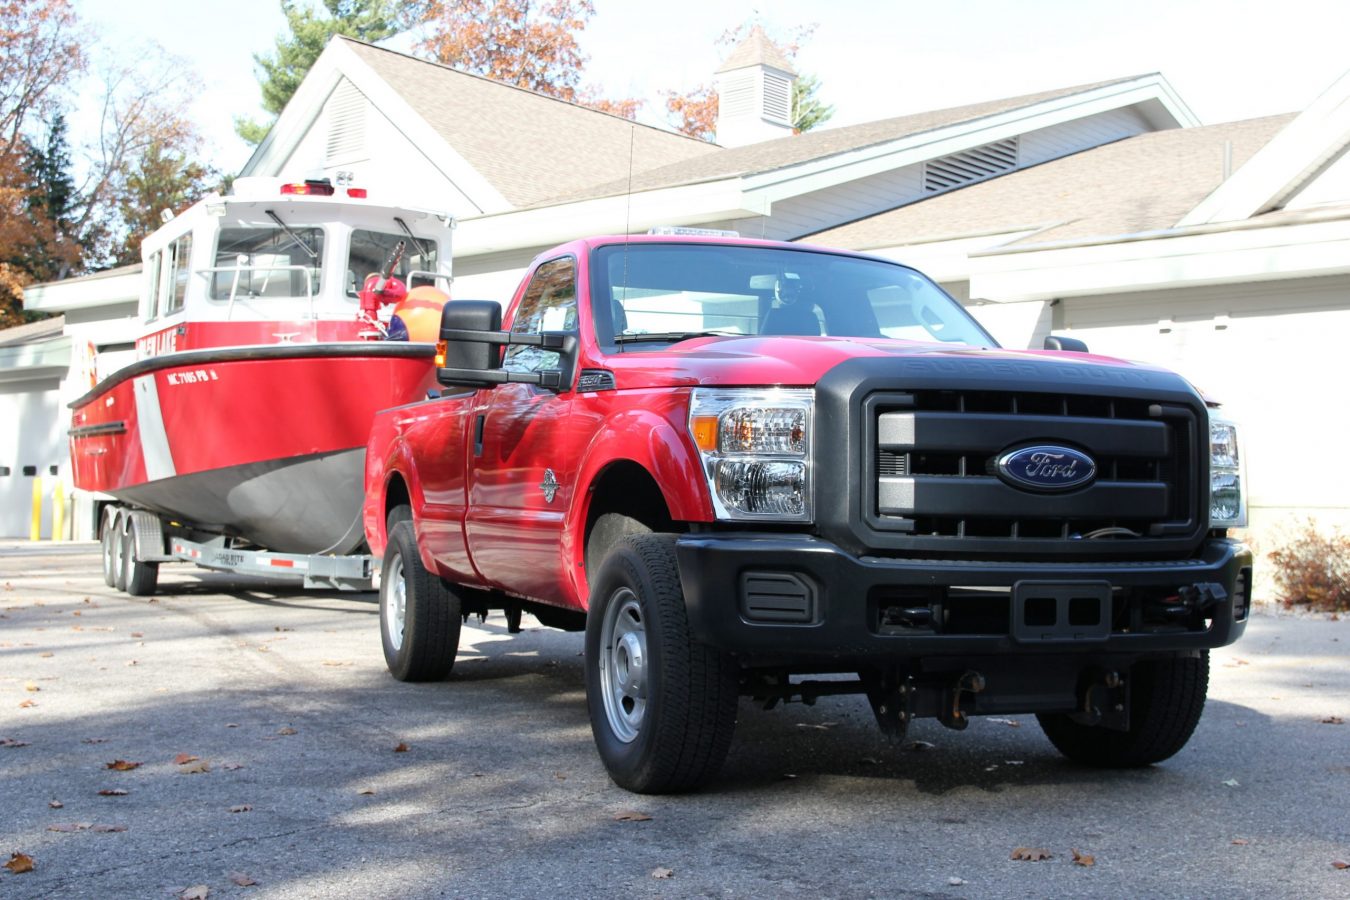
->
[70,343,437,554]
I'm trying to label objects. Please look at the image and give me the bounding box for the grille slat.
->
[866,388,1198,550]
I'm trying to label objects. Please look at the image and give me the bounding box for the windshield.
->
[592,243,994,349]
[346,229,439,297]
[209,226,324,300]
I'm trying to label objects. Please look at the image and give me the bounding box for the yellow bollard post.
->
[52,478,65,542]
[30,475,42,541]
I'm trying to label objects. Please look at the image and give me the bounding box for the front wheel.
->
[1038,653,1209,767]
[380,519,461,681]
[585,534,738,794]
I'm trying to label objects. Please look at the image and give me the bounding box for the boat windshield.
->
[591,243,996,348]
[346,229,439,297]
[209,226,324,300]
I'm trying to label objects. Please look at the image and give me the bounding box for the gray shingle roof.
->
[805,113,1296,251]
[340,38,719,209]
[534,76,1153,207]
[716,26,795,75]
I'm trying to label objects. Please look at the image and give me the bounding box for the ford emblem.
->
[995,445,1097,492]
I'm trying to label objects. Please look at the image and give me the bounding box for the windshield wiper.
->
[264,210,318,260]
[613,330,741,344]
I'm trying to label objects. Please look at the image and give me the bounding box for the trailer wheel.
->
[101,507,120,588]
[119,518,159,597]
[585,533,738,793]
[1037,653,1209,767]
[380,519,461,681]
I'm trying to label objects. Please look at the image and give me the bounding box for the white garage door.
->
[0,380,62,539]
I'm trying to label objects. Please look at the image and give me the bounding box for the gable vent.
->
[924,138,1019,193]
[325,80,368,166]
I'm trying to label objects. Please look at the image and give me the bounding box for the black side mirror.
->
[1043,334,1089,353]
[436,300,575,391]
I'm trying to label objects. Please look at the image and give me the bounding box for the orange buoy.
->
[388,287,448,341]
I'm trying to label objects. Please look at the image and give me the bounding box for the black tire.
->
[380,518,461,681]
[1037,653,1210,767]
[120,521,159,597]
[585,533,738,794]
[111,513,128,592]
[100,509,118,588]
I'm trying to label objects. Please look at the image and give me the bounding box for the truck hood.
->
[602,335,1174,390]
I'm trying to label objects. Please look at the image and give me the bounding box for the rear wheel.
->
[119,518,159,597]
[1038,653,1209,767]
[585,533,738,793]
[380,517,461,681]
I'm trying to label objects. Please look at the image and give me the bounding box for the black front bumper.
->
[676,534,1251,665]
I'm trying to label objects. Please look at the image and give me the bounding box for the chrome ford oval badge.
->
[996,445,1096,492]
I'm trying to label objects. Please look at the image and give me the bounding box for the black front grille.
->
[862,388,1201,554]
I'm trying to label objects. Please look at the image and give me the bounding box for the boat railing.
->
[197,257,319,321]
[407,270,454,290]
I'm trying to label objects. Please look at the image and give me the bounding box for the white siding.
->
[1019,106,1152,167]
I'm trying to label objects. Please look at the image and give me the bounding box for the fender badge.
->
[540,469,561,503]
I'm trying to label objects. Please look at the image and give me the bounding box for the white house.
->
[12,33,1350,571]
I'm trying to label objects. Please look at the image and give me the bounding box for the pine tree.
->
[236,0,399,144]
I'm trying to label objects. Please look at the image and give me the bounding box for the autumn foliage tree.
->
[0,0,83,324]
[404,0,640,117]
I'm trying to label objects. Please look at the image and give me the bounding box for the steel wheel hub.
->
[599,588,647,743]
[384,555,407,651]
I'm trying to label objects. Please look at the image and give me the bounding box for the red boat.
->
[69,177,454,590]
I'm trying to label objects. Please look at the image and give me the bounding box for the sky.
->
[74,0,1350,175]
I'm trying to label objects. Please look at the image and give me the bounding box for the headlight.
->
[1209,416,1247,528]
[689,388,813,522]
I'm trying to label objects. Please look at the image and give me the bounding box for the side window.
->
[165,233,192,316]
[504,257,577,373]
[144,251,163,321]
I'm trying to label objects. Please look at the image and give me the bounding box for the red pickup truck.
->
[363,234,1251,793]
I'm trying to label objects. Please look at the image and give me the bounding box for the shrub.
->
[1267,519,1350,612]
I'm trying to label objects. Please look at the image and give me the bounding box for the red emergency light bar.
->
[279,180,366,198]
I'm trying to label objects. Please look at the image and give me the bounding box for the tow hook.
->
[1070,669,1129,730]
[865,674,916,742]
[938,670,985,731]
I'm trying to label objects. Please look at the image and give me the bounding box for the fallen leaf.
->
[795,721,839,730]
[130,632,143,638]
[1333,861,1349,870]
[274,626,292,632]
[988,717,1021,727]
[40,652,53,658]
[276,726,297,736]
[48,823,91,832]
[1222,778,1240,787]
[49,800,63,809]
[106,759,141,771]
[221,763,245,771]
[3,852,34,874]
[859,756,882,765]
[91,824,127,833]
[82,737,108,744]
[613,810,652,822]
[651,867,674,880]
[225,723,239,728]
[393,742,409,753]
[228,804,252,813]
[357,788,375,795]
[229,872,258,886]
[1072,849,1095,867]
[179,885,210,900]
[178,760,210,774]
[24,682,39,692]
[321,660,351,667]
[98,788,129,796]
[904,740,936,751]
[173,753,200,765]
[1322,716,1345,725]
[947,877,966,886]
[0,738,30,748]
[1232,838,1250,845]
[1011,847,1053,861]
[18,699,36,708]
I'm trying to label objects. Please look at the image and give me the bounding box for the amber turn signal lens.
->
[434,340,447,368]
[691,415,719,451]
